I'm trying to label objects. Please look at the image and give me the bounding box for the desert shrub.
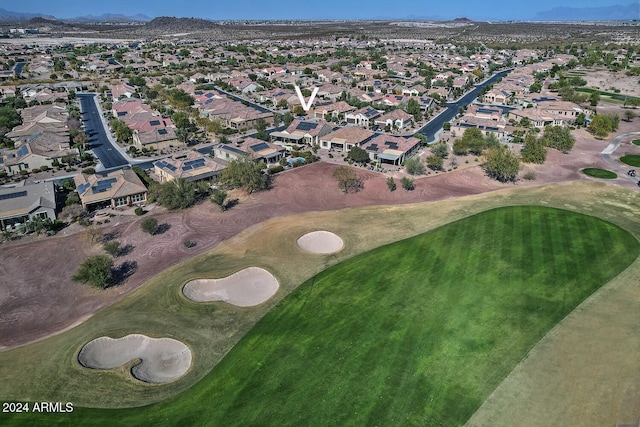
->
[140,217,158,235]
[400,176,414,191]
[267,165,285,174]
[332,166,363,193]
[404,157,425,175]
[426,155,444,171]
[134,207,144,216]
[386,177,396,191]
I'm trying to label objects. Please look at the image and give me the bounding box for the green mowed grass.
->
[576,87,640,103]
[582,168,617,179]
[620,155,640,167]
[633,139,640,146]
[5,206,638,427]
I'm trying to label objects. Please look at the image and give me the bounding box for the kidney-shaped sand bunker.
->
[183,267,279,307]
[297,231,344,254]
[78,334,192,384]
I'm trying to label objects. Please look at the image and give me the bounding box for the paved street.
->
[600,131,640,185]
[416,69,512,142]
[78,93,131,170]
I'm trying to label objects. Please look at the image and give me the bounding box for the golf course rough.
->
[2,206,639,426]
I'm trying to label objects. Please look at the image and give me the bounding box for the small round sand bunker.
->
[183,267,279,307]
[78,334,191,384]
[297,231,344,254]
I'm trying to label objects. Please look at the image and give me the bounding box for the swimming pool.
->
[288,157,306,165]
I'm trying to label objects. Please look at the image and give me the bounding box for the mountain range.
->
[0,8,150,23]
[534,3,640,21]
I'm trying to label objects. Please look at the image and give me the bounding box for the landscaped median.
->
[0,183,639,426]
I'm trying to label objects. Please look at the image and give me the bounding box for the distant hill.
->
[145,16,218,31]
[452,17,474,23]
[534,3,640,21]
[67,13,151,23]
[0,8,56,22]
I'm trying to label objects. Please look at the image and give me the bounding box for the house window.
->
[36,212,48,219]
[115,197,128,207]
[131,193,145,203]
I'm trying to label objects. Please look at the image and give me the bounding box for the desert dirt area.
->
[0,110,639,350]
[578,66,640,97]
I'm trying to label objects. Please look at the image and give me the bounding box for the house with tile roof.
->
[345,107,381,127]
[213,137,285,165]
[0,181,58,229]
[319,127,375,151]
[270,119,334,147]
[153,151,225,183]
[374,109,413,130]
[3,131,77,175]
[73,168,148,211]
[361,135,421,165]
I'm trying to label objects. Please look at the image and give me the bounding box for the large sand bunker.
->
[78,334,191,383]
[183,267,279,307]
[297,231,344,254]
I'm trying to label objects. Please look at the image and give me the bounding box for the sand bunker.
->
[183,267,279,307]
[78,334,191,383]
[297,231,344,254]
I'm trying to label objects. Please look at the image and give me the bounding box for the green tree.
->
[430,142,448,158]
[218,157,268,194]
[404,157,425,175]
[211,189,228,211]
[283,112,294,126]
[624,110,636,122]
[484,145,521,182]
[72,255,114,289]
[520,133,547,164]
[348,146,370,164]
[65,191,80,206]
[103,241,121,257]
[589,91,600,107]
[529,82,542,93]
[332,166,363,193]
[541,126,575,153]
[292,105,305,116]
[149,178,202,209]
[141,217,158,235]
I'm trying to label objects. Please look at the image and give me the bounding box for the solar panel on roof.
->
[149,120,161,126]
[0,190,27,201]
[384,141,398,149]
[28,132,42,142]
[77,183,90,194]
[182,165,192,171]
[155,160,167,168]
[158,129,168,135]
[17,145,29,157]
[250,142,270,152]
[166,164,177,172]
[117,112,126,116]
[368,144,378,151]
[296,122,317,131]
[224,145,246,155]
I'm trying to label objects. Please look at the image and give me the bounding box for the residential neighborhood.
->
[0,6,640,427]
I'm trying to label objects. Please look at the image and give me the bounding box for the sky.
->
[8,0,636,21]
